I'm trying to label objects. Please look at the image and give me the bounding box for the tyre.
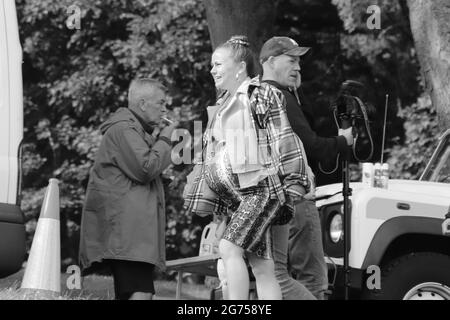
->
[363,252,450,300]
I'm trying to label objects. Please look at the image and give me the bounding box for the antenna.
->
[381,94,389,164]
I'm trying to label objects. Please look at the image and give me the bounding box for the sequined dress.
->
[204,141,281,259]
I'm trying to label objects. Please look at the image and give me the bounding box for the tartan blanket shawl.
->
[248,78,310,211]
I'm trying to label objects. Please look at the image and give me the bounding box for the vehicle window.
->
[436,148,450,183]
[429,139,450,183]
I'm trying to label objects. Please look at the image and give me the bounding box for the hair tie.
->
[227,39,250,47]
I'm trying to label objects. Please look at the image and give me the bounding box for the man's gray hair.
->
[128,78,167,108]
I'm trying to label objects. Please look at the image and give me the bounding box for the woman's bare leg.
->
[219,239,249,300]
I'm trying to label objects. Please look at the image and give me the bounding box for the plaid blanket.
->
[183,77,310,216]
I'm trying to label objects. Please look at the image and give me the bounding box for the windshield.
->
[421,131,450,183]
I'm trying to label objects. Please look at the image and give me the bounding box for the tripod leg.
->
[342,152,352,300]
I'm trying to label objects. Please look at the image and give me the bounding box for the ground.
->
[0,270,212,300]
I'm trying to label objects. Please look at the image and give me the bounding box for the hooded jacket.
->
[79,108,172,272]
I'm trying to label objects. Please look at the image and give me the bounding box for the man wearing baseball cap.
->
[260,36,353,300]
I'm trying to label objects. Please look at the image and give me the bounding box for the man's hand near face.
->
[152,118,179,139]
[159,120,179,139]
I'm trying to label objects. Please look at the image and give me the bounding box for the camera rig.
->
[319,80,375,174]
[331,80,375,300]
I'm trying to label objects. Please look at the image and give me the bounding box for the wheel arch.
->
[361,216,450,269]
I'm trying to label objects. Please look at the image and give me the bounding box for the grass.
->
[0,270,213,300]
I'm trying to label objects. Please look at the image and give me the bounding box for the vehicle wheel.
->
[363,252,450,300]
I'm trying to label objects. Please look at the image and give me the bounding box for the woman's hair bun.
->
[227,35,250,47]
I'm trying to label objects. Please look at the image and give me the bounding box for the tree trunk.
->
[407,0,450,130]
[203,0,277,53]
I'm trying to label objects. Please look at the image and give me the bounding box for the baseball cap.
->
[260,36,311,64]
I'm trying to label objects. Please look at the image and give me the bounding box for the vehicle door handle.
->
[397,203,410,210]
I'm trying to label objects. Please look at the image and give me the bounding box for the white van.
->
[0,0,26,278]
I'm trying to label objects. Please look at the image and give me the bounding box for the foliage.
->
[388,94,440,180]
[274,0,422,185]
[330,0,440,179]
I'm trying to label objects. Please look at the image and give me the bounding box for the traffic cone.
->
[21,179,61,296]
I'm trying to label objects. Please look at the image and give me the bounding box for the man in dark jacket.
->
[79,79,178,300]
[260,37,353,300]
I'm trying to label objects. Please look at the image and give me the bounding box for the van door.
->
[0,0,26,278]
